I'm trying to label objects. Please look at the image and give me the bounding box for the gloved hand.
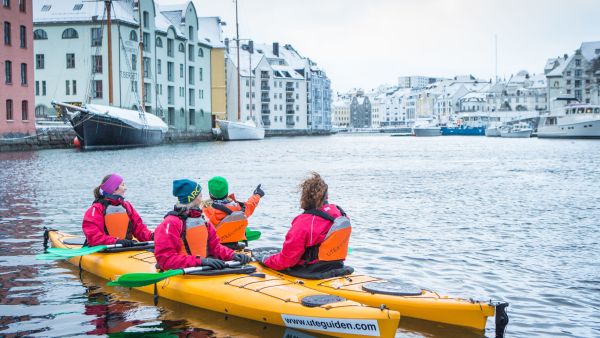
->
[116,239,136,247]
[201,257,226,270]
[253,184,265,197]
[233,253,252,264]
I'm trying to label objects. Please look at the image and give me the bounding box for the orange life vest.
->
[210,202,248,244]
[301,206,351,263]
[168,210,210,258]
[98,197,133,240]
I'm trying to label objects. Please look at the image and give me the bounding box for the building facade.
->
[32,0,215,133]
[349,91,371,128]
[1,0,35,138]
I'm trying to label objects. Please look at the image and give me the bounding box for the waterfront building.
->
[349,90,371,128]
[225,41,330,131]
[32,0,215,133]
[332,96,350,128]
[1,0,36,138]
[545,42,600,111]
[398,75,440,89]
[198,16,226,123]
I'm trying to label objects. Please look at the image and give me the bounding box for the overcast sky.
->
[158,0,599,92]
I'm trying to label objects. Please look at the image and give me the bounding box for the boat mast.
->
[249,42,252,121]
[138,3,145,111]
[235,0,241,122]
[105,0,113,105]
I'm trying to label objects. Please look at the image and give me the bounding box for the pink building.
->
[0,0,35,138]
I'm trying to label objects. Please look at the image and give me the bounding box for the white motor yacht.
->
[538,103,600,139]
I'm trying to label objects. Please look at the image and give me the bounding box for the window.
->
[6,100,13,120]
[143,57,151,78]
[131,80,137,92]
[199,68,203,81]
[20,63,26,85]
[143,11,149,28]
[189,66,194,85]
[73,4,83,11]
[566,71,571,76]
[189,109,195,125]
[143,32,150,51]
[575,69,582,77]
[36,54,44,69]
[131,54,137,70]
[19,0,25,12]
[92,55,102,73]
[156,37,163,48]
[33,29,47,40]
[129,30,137,41]
[188,45,194,61]
[144,83,151,103]
[91,28,102,46]
[41,4,50,11]
[66,53,75,68]
[199,89,203,99]
[178,43,184,52]
[42,81,46,95]
[21,100,28,121]
[188,26,194,42]
[180,64,183,78]
[65,80,70,95]
[3,0,9,8]
[92,80,103,98]
[19,25,26,48]
[168,86,174,104]
[167,62,174,81]
[72,80,77,95]
[35,81,39,95]
[198,48,204,57]
[61,28,78,39]
[5,60,12,84]
[189,89,194,106]
[157,59,161,74]
[575,59,581,67]
[167,39,174,57]
[4,22,11,45]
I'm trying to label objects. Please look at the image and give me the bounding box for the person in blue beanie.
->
[153,179,251,270]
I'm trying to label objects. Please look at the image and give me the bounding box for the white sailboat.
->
[217,0,264,141]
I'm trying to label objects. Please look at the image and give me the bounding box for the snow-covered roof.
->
[197,17,225,48]
[544,57,563,73]
[154,6,185,37]
[33,0,137,25]
[271,65,304,79]
[580,41,600,61]
[528,73,547,89]
[86,104,168,132]
[459,92,486,101]
[229,47,264,76]
[547,55,573,77]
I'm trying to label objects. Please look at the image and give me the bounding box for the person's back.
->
[202,176,264,247]
[260,172,353,279]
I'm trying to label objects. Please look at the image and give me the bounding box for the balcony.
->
[261,86,270,91]
[285,86,294,92]
[286,109,295,114]
[261,96,270,102]
[261,109,270,114]
[261,73,269,79]
[286,120,295,127]
[286,98,295,103]
[261,116,270,126]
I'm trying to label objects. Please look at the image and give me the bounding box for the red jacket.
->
[154,213,235,270]
[202,193,261,226]
[82,199,153,246]
[263,204,343,271]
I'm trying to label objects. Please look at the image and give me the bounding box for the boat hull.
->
[218,120,265,141]
[485,127,500,137]
[70,111,165,150]
[413,127,441,137]
[260,267,496,331]
[537,120,600,138]
[47,231,400,338]
[500,129,532,138]
[440,127,485,136]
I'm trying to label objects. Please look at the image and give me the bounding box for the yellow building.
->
[211,47,226,122]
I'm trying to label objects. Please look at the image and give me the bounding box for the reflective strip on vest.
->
[178,216,209,258]
[318,216,351,261]
[215,210,248,243]
[104,204,131,240]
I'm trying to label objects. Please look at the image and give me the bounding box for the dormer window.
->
[129,31,138,42]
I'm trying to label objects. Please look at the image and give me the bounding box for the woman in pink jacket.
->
[153,179,251,271]
[82,173,153,247]
[261,172,353,279]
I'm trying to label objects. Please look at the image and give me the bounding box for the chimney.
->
[563,53,568,60]
[273,42,279,56]
[248,40,254,54]
[225,38,229,53]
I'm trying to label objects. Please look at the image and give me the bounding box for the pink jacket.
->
[82,200,153,246]
[263,204,343,271]
[154,214,235,270]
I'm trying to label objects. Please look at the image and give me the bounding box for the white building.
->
[332,96,351,128]
[398,75,440,89]
[33,0,214,132]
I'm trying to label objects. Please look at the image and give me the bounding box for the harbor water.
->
[0,134,599,337]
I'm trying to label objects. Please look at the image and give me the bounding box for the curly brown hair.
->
[299,172,328,210]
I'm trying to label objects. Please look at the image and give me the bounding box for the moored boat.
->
[251,248,509,336]
[217,119,265,140]
[538,101,600,139]
[54,102,168,150]
[45,231,400,338]
[499,122,533,138]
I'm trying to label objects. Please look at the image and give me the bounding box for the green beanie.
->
[208,176,228,199]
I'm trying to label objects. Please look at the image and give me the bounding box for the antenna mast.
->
[235,0,241,121]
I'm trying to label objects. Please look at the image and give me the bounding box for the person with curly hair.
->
[260,172,353,279]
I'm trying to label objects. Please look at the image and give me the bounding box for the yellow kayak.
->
[251,248,508,335]
[45,231,400,338]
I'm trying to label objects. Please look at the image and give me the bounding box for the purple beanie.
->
[100,173,123,195]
